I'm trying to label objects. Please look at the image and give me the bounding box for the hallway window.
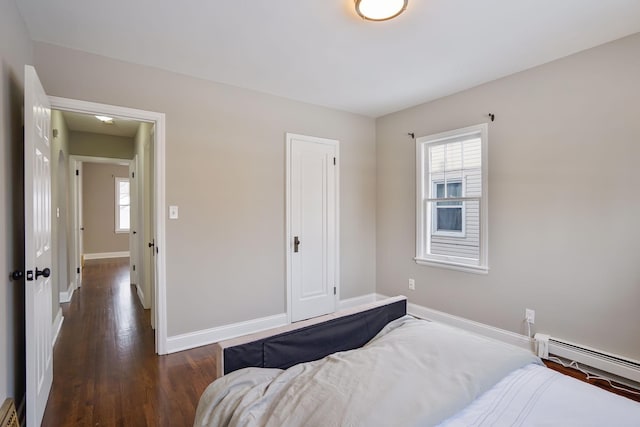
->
[115,177,130,233]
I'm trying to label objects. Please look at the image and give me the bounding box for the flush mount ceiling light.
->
[95,115,114,124]
[355,0,408,21]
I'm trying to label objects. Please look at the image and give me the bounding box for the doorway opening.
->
[49,97,167,355]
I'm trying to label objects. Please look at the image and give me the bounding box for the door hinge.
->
[132,171,135,178]
[26,270,34,281]
[133,264,136,271]
[75,169,79,176]
[333,286,336,295]
[333,157,336,165]
[76,267,80,274]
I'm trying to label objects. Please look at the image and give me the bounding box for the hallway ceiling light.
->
[95,115,114,124]
[355,0,408,21]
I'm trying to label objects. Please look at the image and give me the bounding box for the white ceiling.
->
[61,111,141,138]
[17,0,640,117]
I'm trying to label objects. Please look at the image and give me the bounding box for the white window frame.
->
[432,179,465,237]
[415,123,489,274]
[115,177,130,233]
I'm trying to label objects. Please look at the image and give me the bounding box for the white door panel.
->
[129,158,139,290]
[288,134,338,322]
[24,65,53,427]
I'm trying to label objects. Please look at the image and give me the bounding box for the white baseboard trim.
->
[52,308,64,346]
[59,281,76,303]
[376,293,532,352]
[166,313,288,354]
[83,251,130,260]
[134,284,147,308]
[338,293,377,310]
[375,293,640,386]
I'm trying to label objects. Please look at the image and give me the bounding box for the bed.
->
[194,296,640,427]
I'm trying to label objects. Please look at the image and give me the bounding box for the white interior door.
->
[287,133,339,322]
[144,131,156,327]
[24,65,53,427]
[129,157,139,288]
[71,159,83,288]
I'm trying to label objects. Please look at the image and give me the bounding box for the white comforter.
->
[438,363,640,426]
[194,316,541,427]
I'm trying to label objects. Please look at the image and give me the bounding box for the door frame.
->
[50,96,168,355]
[285,133,340,324]
[69,155,133,286]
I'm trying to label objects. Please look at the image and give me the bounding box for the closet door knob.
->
[35,267,51,279]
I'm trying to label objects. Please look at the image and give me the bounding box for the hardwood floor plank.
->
[42,259,218,427]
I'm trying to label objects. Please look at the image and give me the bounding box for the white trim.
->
[166,313,288,354]
[59,281,76,303]
[338,293,377,310]
[52,308,64,346]
[83,251,130,260]
[414,258,489,274]
[376,294,533,352]
[286,137,292,324]
[375,294,640,385]
[135,284,145,308]
[154,114,168,355]
[415,123,489,272]
[69,155,131,165]
[50,96,168,355]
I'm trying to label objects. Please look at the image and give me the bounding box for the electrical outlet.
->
[525,308,535,324]
[408,279,415,290]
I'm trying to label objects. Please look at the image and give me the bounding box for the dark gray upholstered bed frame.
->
[215,296,407,375]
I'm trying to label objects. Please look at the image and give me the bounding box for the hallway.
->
[42,259,218,426]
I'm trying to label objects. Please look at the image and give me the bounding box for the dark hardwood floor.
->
[42,258,218,427]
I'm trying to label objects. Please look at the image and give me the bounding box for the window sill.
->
[115,230,129,234]
[414,257,489,275]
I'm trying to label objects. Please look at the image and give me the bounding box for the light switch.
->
[169,205,179,219]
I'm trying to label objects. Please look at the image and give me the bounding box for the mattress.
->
[437,363,640,427]
[194,315,640,426]
[194,316,541,427]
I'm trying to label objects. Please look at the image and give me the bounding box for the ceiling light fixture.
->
[95,115,114,124]
[355,0,408,21]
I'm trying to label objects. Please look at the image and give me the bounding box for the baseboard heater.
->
[535,333,640,386]
[0,399,18,427]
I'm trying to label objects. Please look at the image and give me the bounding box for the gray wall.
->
[0,0,33,407]
[70,131,134,159]
[82,162,130,254]
[34,42,378,336]
[376,33,640,361]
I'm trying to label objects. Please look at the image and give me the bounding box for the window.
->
[115,177,130,233]
[416,124,488,273]
[433,180,464,236]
